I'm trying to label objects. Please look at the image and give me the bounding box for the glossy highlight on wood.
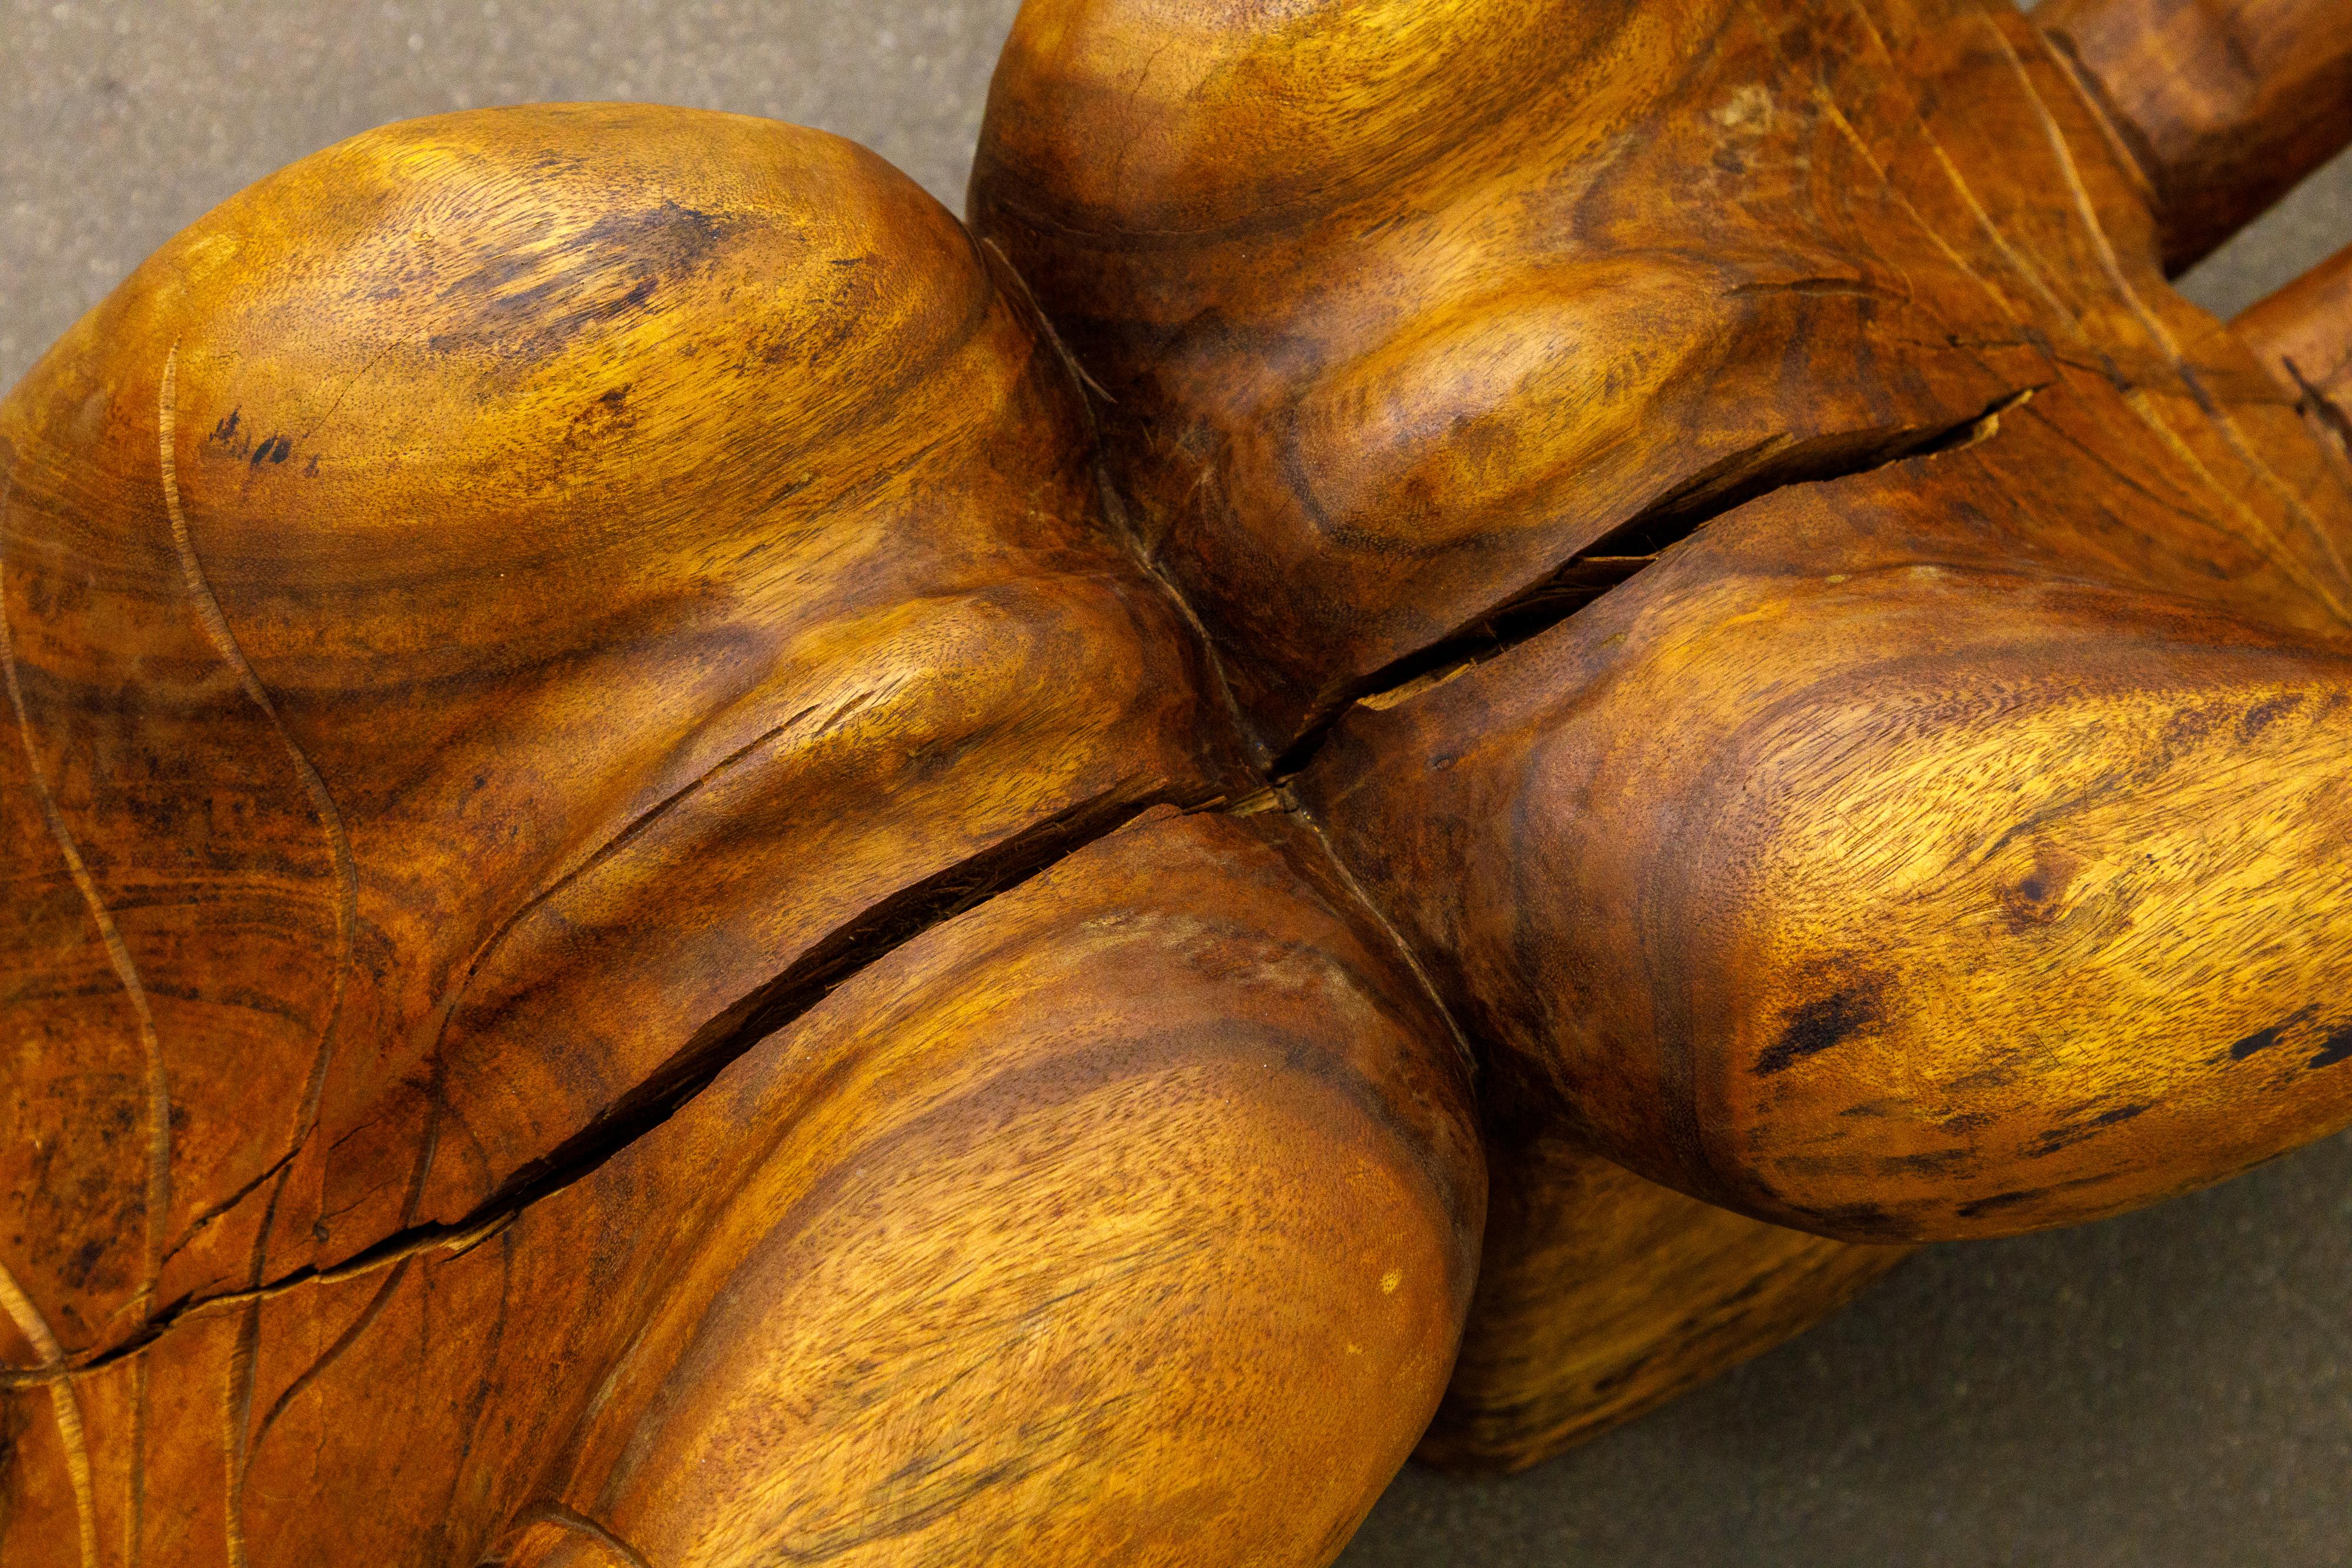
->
[975,0,2352,1243]
[2040,0,2352,271]
[4,0,2351,1559]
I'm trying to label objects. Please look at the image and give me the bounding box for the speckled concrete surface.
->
[4,4,2349,1564]
[1345,1131,2352,1568]
[1,0,1025,386]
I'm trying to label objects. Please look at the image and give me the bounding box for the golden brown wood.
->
[0,105,1476,1563]
[4,805,1482,1566]
[5,0,2352,1557]
[975,0,2352,1243]
[1,104,1245,1360]
[2236,240,2352,456]
[973,0,2327,753]
[2039,0,2352,272]
[1418,1128,1910,1473]
[970,0,2352,1480]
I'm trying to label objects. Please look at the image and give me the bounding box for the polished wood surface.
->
[1,106,1246,1367]
[1419,1128,1909,1473]
[2039,0,2352,271]
[973,0,2352,752]
[5,0,2351,1558]
[977,0,2352,1244]
[2236,241,2352,457]
[5,805,1481,1566]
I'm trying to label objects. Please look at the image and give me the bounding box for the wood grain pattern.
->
[4,0,2351,1554]
[2237,240,2352,458]
[2039,0,2352,272]
[1418,1127,1910,1473]
[971,0,2352,757]
[0,104,1242,1364]
[1299,434,2352,1239]
[3,807,1484,1566]
[967,0,2352,1473]
[977,0,2352,1246]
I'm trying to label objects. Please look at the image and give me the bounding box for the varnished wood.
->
[975,0,2352,1245]
[968,0,2352,754]
[1300,448,2352,1239]
[0,103,1491,1564]
[2236,240,2352,457]
[1418,1128,1909,1473]
[5,0,2351,1558]
[5,805,1482,1565]
[1,105,1241,1360]
[971,0,2352,1487]
[2039,0,2352,272]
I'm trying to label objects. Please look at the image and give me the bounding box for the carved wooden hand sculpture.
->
[3,0,2348,1562]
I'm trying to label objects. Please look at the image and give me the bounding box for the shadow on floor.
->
[1342,1129,2352,1568]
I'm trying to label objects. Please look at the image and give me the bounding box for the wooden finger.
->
[2235,240,2352,457]
[6,809,1485,1567]
[0,103,1244,1366]
[1295,396,2352,1243]
[1419,1128,1910,1473]
[974,0,2217,759]
[2039,0,2352,272]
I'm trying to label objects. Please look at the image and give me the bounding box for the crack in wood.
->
[2284,356,2352,459]
[1996,17,2352,615]
[48,783,1199,1376]
[0,467,174,1331]
[1268,386,2040,775]
[160,346,360,1225]
[0,1261,96,1568]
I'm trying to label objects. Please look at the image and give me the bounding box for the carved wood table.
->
[3,0,2349,1562]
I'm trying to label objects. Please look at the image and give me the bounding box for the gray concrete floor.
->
[5,4,2349,1564]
